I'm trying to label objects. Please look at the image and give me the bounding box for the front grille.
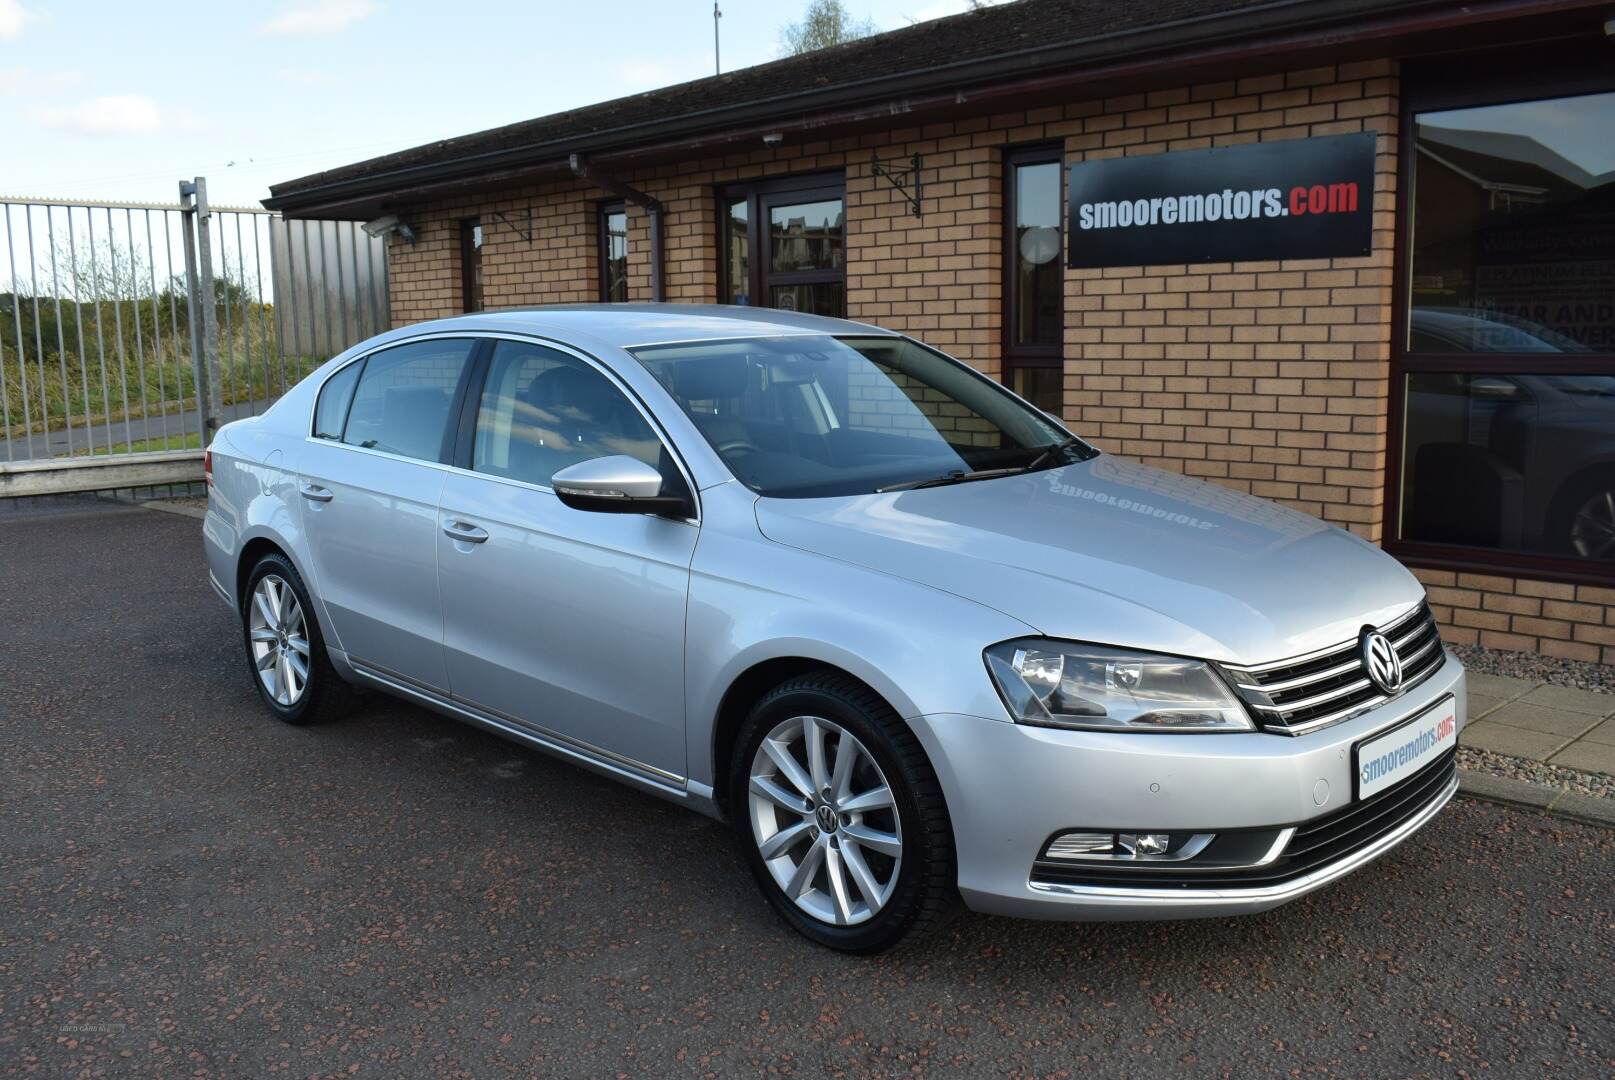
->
[1029,749,1456,891]
[1222,603,1444,735]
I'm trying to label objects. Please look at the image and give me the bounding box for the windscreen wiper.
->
[1019,435,1089,474]
[876,466,1026,493]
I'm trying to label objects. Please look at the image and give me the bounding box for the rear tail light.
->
[203,448,213,487]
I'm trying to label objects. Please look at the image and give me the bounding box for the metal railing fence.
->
[0,179,388,476]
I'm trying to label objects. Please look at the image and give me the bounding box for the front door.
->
[296,336,479,692]
[435,339,697,779]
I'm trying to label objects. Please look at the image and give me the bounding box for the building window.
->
[599,202,628,302]
[1004,147,1064,414]
[720,174,845,317]
[1392,85,1615,577]
[460,218,484,313]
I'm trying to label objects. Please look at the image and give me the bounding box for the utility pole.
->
[714,2,722,75]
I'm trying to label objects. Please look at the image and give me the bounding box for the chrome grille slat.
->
[1235,655,1362,694]
[1225,603,1444,735]
[1250,676,1374,714]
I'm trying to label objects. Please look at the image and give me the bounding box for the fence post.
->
[178,177,222,440]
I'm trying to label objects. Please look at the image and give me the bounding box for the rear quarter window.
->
[313,361,363,440]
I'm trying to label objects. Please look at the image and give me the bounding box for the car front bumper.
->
[909,649,1466,920]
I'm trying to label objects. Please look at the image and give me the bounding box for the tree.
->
[780,0,876,56]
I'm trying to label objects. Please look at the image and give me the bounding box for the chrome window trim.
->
[303,329,702,525]
[620,330,861,351]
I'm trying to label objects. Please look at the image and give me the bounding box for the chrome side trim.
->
[347,660,690,798]
[1026,775,1456,905]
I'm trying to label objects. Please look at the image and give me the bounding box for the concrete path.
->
[1464,672,1615,776]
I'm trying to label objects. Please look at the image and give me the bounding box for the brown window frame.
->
[597,200,628,303]
[1384,50,1615,586]
[1002,145,1065,411]
[459,218,483,313]
[717,171,846,316]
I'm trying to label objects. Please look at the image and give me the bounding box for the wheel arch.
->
[707,654,918,820]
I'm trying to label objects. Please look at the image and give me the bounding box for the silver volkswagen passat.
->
[203,305,1465,952]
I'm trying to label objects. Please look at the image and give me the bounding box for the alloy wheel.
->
[248,574,310,707]
[747,714,902,927]
[1571,489,1615,559]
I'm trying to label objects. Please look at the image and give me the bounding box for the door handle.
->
[442,520,489,544]
[298,483,334,503]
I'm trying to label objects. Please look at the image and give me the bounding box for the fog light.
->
[1118,832,1171,856]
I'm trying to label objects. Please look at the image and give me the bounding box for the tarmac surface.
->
[2,499,1611,1077]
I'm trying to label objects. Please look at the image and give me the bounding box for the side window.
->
[312,360,362,440]
[341,338,476,462]
[472,340,662,488]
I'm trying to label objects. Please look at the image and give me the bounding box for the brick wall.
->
[1414,567,1615,664]
[1060,60,1399,543]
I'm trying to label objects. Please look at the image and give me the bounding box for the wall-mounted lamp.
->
[762,132,784,147]
[361,213,416,245]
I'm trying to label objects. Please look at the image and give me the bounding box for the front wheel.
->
[730,672,958,952]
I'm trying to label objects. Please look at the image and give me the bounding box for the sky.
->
[0,0,998,209]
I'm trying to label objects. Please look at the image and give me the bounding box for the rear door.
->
[435,338,698,779]
[297,336,480,692]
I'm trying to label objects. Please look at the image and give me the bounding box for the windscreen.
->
[631,335,1092,498]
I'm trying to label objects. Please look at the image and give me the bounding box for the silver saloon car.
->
[203,305,1465,952]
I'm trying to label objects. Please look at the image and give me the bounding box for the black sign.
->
[1067,132,1376,268]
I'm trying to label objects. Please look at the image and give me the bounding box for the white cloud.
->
[0,67,81,95]
[260,0,379,35]
[33,95,169,136]
[0,0,31,41]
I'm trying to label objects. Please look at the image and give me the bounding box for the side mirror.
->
[1471,376,1522,401]
[551,455,691,517]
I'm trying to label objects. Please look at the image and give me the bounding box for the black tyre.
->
[1555,472,1615,561]
[729,671,959,952]
[240,552,353,726]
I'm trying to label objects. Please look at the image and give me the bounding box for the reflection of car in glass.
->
[1405,308,1615,559]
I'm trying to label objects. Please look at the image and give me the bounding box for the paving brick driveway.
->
[2,500,1611,1077]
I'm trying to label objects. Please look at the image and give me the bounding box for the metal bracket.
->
[871,151,923,218]
[489,206,533,246]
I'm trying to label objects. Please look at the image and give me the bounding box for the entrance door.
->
[723,175,845,317]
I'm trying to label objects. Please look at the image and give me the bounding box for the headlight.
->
[984,639,1254,732]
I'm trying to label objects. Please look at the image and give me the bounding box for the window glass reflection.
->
[1401,372,1615,560]
[1411,92,1615,353]
[769,200,844,273]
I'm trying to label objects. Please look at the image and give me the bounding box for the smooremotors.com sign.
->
[1067,132,1377,268]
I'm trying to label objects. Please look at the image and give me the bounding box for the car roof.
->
[399,304,899,350]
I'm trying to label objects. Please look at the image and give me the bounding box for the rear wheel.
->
[241,552,352,725]
[730,672,958,952]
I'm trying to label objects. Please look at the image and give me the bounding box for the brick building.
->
[266,0,1615,661]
